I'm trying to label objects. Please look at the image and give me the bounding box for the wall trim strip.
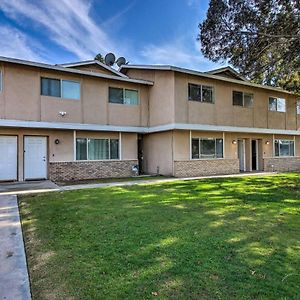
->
[0,119,300,136]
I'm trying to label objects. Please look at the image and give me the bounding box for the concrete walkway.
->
[61,171,277,191]
[0,195,31,300]
[0,172,277,196]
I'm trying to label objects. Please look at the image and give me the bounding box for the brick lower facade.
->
[174,159,240,177]
[49,160,138,182]
[263,157,300,172]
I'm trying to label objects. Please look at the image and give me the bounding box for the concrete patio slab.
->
[0,195,31,300]
[0,180,60,196]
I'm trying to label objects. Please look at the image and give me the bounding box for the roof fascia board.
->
[206,67,247,81]
[120,65,294,95]
[1,119,299,136]
[149,123,300,135]
[60,60,128,78]
[0,56,153,86]
[0,119,148,133]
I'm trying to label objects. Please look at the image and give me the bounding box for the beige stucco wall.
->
[142,131,173,175]
[126,69,175,126]
[0,63,149,127]
[171,130,300,172]
[0,128,137,181]
[174,72,298,130]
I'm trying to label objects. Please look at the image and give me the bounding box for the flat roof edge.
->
[0,119,299,136]
[0,56,153,85]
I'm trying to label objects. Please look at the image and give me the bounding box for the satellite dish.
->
[116,57,126,67]
[105,53,116,66]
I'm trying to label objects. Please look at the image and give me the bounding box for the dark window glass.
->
[269,97,277,111]
[188,84,201,101]
[110,139,119,159]
[76,138,87,160]
[290,141,295,156]
[216,139,223,158]
[202,86,213,103]
[200,139,215,158]
[274,140,279,156]
[192,138,199,159]
[233,91,243,106]
[109,87,123,104]
[41,77,61,97]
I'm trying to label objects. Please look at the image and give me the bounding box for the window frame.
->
[188,83,214,104]
[268,97,286,112]
[108,87,139,105]
[232,90,254,108]
[191,137,224,160]
[274,139,295,157]
[41,77,81,100]
[61,79,81,100]
[75,138,120,161]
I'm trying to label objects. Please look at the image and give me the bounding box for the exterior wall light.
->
[55,139,60,145]
[265,141,270,145]
[232,140,237,145]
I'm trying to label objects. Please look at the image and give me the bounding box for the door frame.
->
[251,139,259,171]
[23,135,49,180]
[0,134,19,182]
[238,139,246,172]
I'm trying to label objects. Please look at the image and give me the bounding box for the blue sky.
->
[0,0,222,71]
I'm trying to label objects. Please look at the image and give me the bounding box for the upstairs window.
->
[188,83,214,103]
[109,87,139,105]
[41,77,80,99]
[274,140,294,157]
[297,100,300,115]
[76,138,119,160]
[62,80,80,100]
[41,78,61,97]
[192,138,223,159]
[269,97,286,112]
[233,91,253,107]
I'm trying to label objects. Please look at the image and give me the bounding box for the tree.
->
[94,53,105,63]
[199,0,300,93]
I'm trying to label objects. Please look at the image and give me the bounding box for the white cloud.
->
[0,0,118,60]
[186,0,201,7]
[0,26,43,61]
[139,38,215,70]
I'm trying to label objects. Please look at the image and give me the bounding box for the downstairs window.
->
[192,138,223,159]
[76,138,119,160]
[274,140,294,157]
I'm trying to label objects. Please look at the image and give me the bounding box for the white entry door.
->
[0,136,18,181]
[24,136,47,180]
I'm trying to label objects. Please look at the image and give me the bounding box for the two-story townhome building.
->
[0,56,299,182]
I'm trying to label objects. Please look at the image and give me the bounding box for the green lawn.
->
[19,173,300,300]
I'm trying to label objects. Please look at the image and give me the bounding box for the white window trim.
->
[109,87,139,105]
[188,83,215,103]
[269,96,286,112]
[75,137,120,161]
[191,137,224,160]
